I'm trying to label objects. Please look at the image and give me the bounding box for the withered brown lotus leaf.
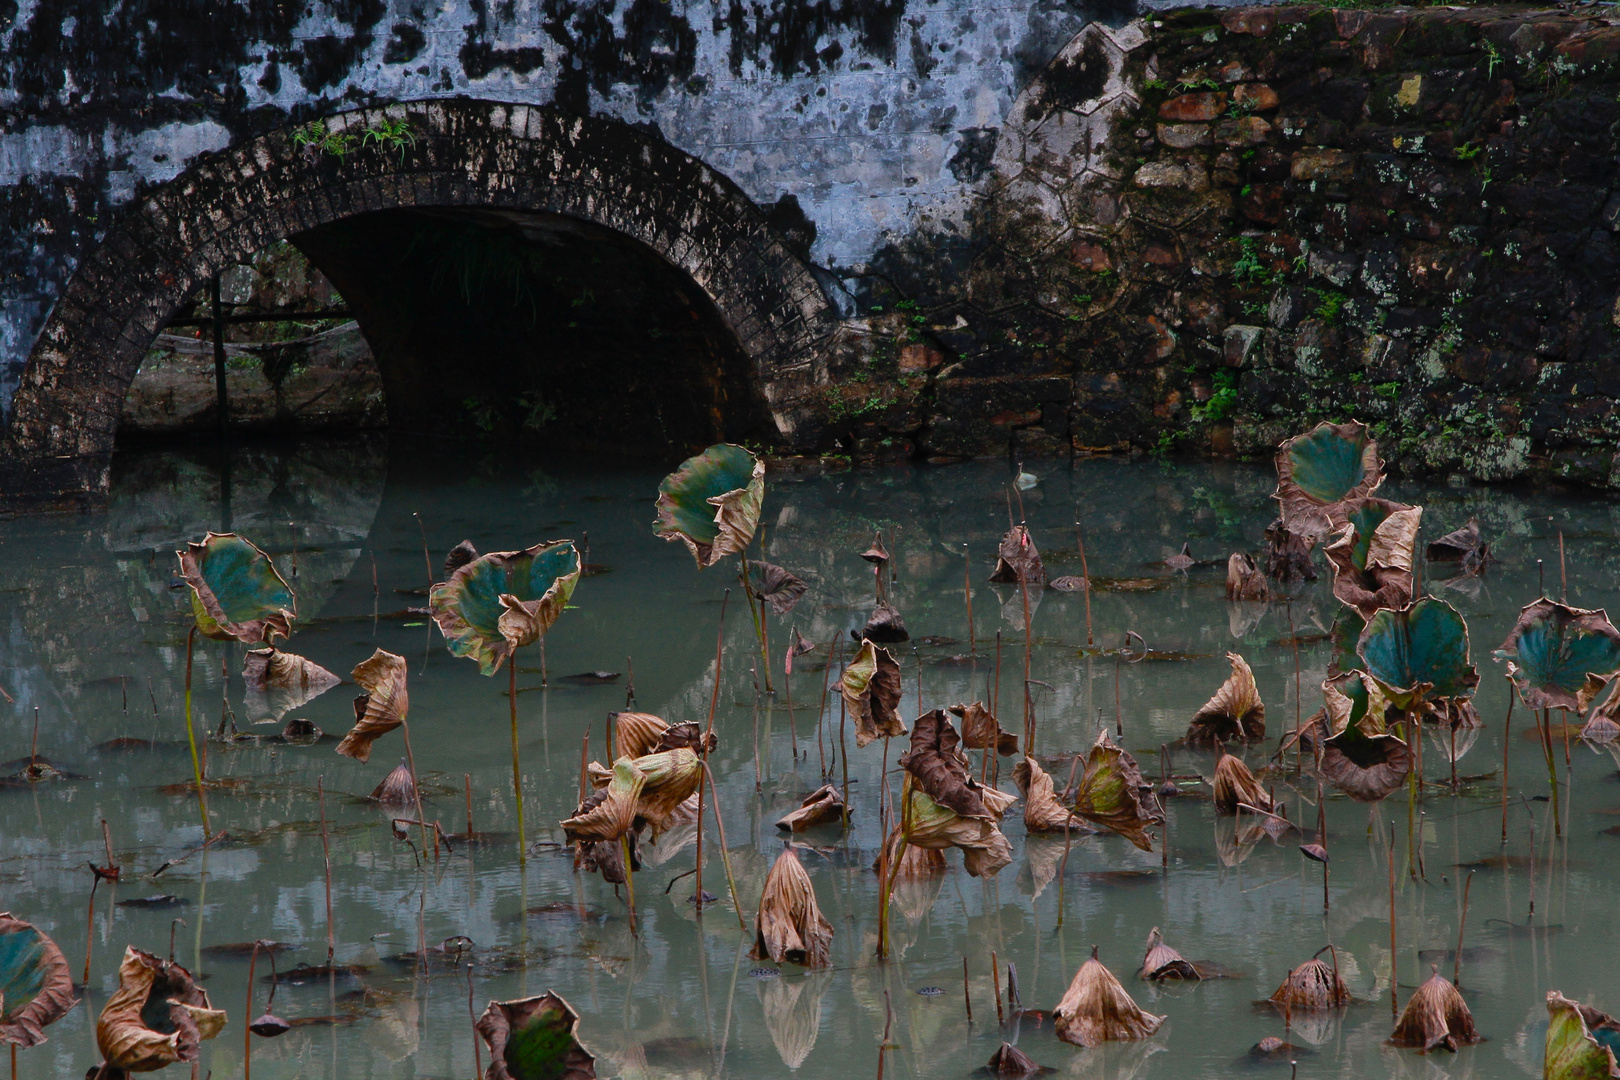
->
[1164,543,1196,571]
[655,721,716,755]
[1273,420,1384,540]
[96,947,226,1072]
[1388,967,1482,1052]
[900,710,985,818]
[1071,731,1163,852]
[1187,653,1266,747]
[369,760,417,807]
[860,532,891,565]
[950,701,1019,757]
[1426,519,1489,569]
[987,1041,1052,1076]
[1138,927,1199,981]
[561,759,647,844]
[0,911,76,1049]
[859,600,910,644]
[628,748,704,836]
[989,525,1045,586]
[475,990,597,1080]
[1545,991,1620,1080]
[1268,956,1349,1010]
[336,649,409,763]
[243,648,340,696]
[897,712,1018,875]
[1264,518,1317,584]
[1053,946,1166,1048]
[776,785,847,832]
[1212,753,1275,816]
[1320,727,1411,803]
[1014,756,1092,833]
[176,532,296,644]
[578,836,638,885]
[1225,552,1269,601]
[752,845,833,968]
[443,540,479,580]
[612,713,670,761]
[1324,499,1421,616]
[750,561,808,616]
[840,639,906,748]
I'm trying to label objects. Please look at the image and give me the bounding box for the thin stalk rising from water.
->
[181,626,210,834]
[695,589,730,914]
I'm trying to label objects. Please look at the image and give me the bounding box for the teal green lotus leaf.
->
[1498,599,1620,713]
[1358,598,1478,703]
[429,541,581,676]
[474,991,596,1080]
[1273,421,1382,537]
[0,912,76,1048]
[653,443,765,568]
[177,532,296,643]
[1546,992,1620,1080]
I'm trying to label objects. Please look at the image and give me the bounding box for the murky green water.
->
[4,437,1618,1079]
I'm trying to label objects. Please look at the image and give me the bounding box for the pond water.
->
[3,437,1617,1079]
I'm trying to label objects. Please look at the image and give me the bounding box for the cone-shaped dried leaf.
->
[612,713,670,761]
[1389,967,1481,1052]
[840,639,905,747]
[1546,992,1620,1080]
[1071,731,1163,852]
[336,649,408,763]
[1500,599,1620,713]
[1269,957,1349,1010]
[430,541,581,676]
[1226,552,1268,601]
[1164,543,1195,571]
[0,912,75,1048]
[750,561,808,616]
[474,991,596,1080]
[1187,653,1266,746]
[1273,420,1383,539]
[950,701,1019,756]
[628,748,703,836]
[561,759,646,844]
[369,760,416,807]
[177,532,296,644]
[443,540,479,580]
[859,600,910,644]
[1358,597,1478,703]
[989,525,1045,585]
[1324,499,1421,616]
[249,1011,291,1038]
[860,532,890,565]
[987,1042,1050,1077]
[1138,927,1199,981]
[1212,753,1275,816]
[776,784,847,832]
[652,443,765,569]
[96,947,226,1071]
[1014,756,1091,833]
[1264,518,1317,583]
[752,845,833,968]
[785,627,816,675]
[1053,948,1166,1048]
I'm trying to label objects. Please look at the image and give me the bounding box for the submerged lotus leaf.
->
[429,541,581,676]
[1212,753,1275,816]
[1273,420,1383,538]
[1546,992,1620,1080]
[96,947,226,1072]
[1138,927,1199,981]
[1187,652,1266,746]
[0,912,75,1048]
[840,639,906,747]
[474,991,596,1080]
[1071,731,1163,852]
[1323,499,1420,616]
[560,758,647,844]
[335,649,409,763]
[752,845,833,968]
[950,701,1019,756]
[1053,947,1166,1048]
[1358,598,1479,704]
[1013,756,1091,833]
[1389,967,1482,1052]
[1269,957,1349,1010]
[989,525,1045,586]
[749,561,808,616]
[652,443,765,569]
[1499,599,1620,713]
[177,532,296,644]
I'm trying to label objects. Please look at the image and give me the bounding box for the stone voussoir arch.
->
[7,98,836,506]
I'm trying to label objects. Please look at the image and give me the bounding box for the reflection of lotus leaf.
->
[1358,598,1478,703]
[429,540,581,676]
[1499,599,1620,713]
[177,532,296,643]
[652,443,765,569]
[0,912,76,1048]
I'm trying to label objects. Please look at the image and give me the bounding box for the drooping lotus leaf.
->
[369,759,416,807]
[1212,753,1275,816]
[785,627,817,675]
[474,991,597,1080]
[1269,956,1349,1010]
[429,541,581,676]
[612,712,670,761]
[1358,597,1479,704]
[776,784,848,832]
[1273,420,1383,539]
[1264,518,1318,583]
[1138,927,1198,981]
[1427,518,1490,567]
[1225,552,1268,601]
[335,649,409,763]
[858,600,910,643]
[1323,498,1421,616]
[752,845,834,968]
[1053,946,1166,1048]
[1013,756,1093,833]
[899,710,986,818]
[987,1042,1049,1077]
[96,947,226,1072]
[1499,599,1620,713]
[0,912,75,1048]
[1071,730,1163,852]
[1187,652,1266,746]
[839,639,905,747]
[950,701,1020,756]
[626,748,704,837]
[860,532,890,565]
[901,745,1018,881]
[1546,992,1620,1080]
[560,758,646,844]
[177,532,296,644]
[443,539,479,580]
[1319,672,1411,802]
[749,561,808,616]
[1163,543,1196,571]
[652,443,765,569]
[242,648,341,722]
[1388,966,1481,1052]
[989,525,1045,586]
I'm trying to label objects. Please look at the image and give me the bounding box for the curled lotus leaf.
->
[1499,599,1620,713]
[1225,552,1268,601]
[989,525,1045,586]
[1187,653,1266,746]
[1138,927,1198,981]
[628,748,704,837]
[429,541,581,677]
[1546,992,1620,1080]
[752,845,833,968]
[177,532,296,644]
[839,639,906,747]
[749,561,808,616]
[901,776,1017,878]
[860,532,890,565]
[899,710,986,818]
[1273,420,1383,539]
[1427,518,1491,570]
[335,649,409,763]
[776,785,847,832]
[1013,756,1092,834]
[561,758,646,844]
[858,600,910,644]
[949,701,1019,757]
[1264,518,1317,584]
[1212,753,1276,817]
[1388,967,1482,1052]
[652,443,765,569]
[1269,956,1349,1010]
[242,648,341,722]
[612,713,670,761]
[474,991,597,1080]
[96,947,226,1072]
[1358,597,1479,705]
[1071,731,1163,852]
[369,760,416,807]
[1053,947,1166,1048]
[443,540,479,580]
[1319,677,1411,802]
[1323,499,1420,616]
[0,912,76,1048]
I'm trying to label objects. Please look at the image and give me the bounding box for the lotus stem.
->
[1058,753,1082,926]
[621,833,638,937]
[83,876,97,985]
[1559,529,1566,600]
[412,511,433,592]
[815,637,834,780]
[839,677,851,831]
[1454,870,1474,987]
[509,659,526,865]
[702,761,747,932]
[877,988,892,1080]
[991,950,1003,1026]
[466,960,482,1077]
[696,590,730,914]
[245,941,259,1080]
[963,957,973,1024]
[751,670,762,793]
[739,551,773,694]
[1018,552,1035,755]
[1388,821,1397,1020]
[964,543,975,655]
[1540,708,1561,836]
[877,776,911,960]
[399,718,434,863]
[182,626,210,835]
